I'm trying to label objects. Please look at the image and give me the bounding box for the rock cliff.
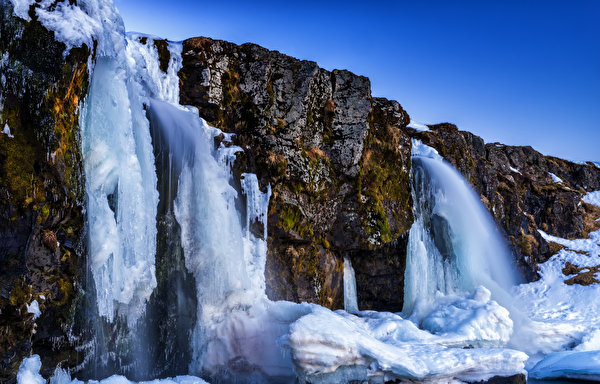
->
[180,37,414,311]
[0,1,90,380]
[179,36,600,308]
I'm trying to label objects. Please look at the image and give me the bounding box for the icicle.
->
[343,256,359,314]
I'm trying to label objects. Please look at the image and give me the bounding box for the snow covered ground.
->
[512,190,600,380]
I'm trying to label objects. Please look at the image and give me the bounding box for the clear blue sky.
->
[116,0,599,162]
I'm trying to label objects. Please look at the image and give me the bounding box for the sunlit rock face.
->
[0,1,90,379]
[179,36,414,312]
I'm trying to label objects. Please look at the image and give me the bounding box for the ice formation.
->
[26,300,41,320]
[2,123,14,138]
[407,120,430,132]
[343,256,359,314]
[403,139,519,316]
[288,304,526,383]
[17,356,209,384]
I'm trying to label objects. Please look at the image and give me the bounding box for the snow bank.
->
[583,190,600,207]
[287,303,527,383]
[529,350,600,381]
[512,190,600,366]
[407,120,430,132]
[18,355,210,384]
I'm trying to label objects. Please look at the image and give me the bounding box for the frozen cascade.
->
[343,257,359,314]
[149,91,286,379]
[81,54,158,324]
[403,140,520,318]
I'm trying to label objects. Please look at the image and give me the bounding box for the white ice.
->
[407,120,430,132]
[287,302,527,383]
[17,356,44,384]
[26,300,41,320]
[2,123,14,138]
[81,55,158,324]
[529,350,600,381]
[343,256,359,314]
[549,172,563,184]
[17,355,210,384]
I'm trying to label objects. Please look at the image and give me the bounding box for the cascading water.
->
[403,140,520,317]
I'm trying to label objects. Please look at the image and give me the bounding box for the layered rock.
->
[0,1,90,380]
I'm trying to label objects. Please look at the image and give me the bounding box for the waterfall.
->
[343,257,359,314]
[81,55,158,325]
[403,140,520,317]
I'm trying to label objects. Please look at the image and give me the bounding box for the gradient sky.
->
[115,0,599,162]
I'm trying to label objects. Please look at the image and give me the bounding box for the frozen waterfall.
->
[403,140,520,317]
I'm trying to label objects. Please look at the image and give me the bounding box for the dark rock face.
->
[0,2,90,381]
[180,37,413,310]
[410,123,600,279]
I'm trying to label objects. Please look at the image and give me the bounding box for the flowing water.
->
[403,140,521,318]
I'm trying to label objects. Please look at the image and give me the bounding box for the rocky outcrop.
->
[179,36,600,307]
[411,123,600,279]
[0,2,90,380]
[180,37,413,311]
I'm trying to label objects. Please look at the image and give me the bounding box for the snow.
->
[529,350,600,381]
[10,0,125,54]
[407,120,430,132]
[2,123,14,138]
[410,139,442,160]
[26,300,41,320]
[8,0,34,21]
[17,356,44,384]
[19,355,210,384]
[510,190,600,376]
[583,190,600,207]
[287,303,527,383]
[508,165,521,174]
[549,172,563,183]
